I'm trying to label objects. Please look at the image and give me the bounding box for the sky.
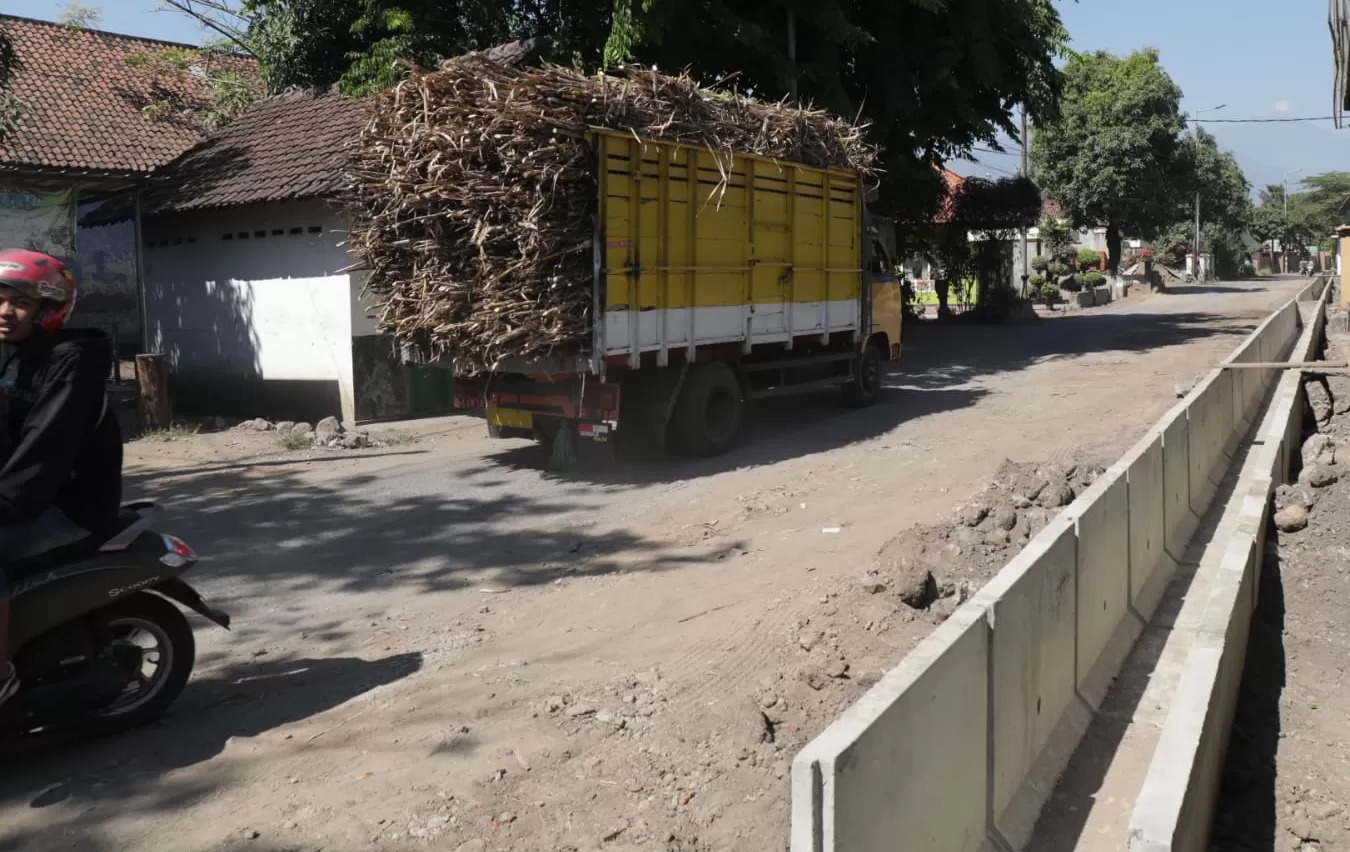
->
[4,0,1347,197]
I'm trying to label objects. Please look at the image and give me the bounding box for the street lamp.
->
[1283,168,1305,273]
[1191,104,1226,281]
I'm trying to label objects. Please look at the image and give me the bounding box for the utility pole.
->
[1190,104,1226,281]
[1283,168,1304,274]
[1020,106,1030,298]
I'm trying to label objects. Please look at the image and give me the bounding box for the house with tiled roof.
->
[85,88,442,425]
[0,13,258,345]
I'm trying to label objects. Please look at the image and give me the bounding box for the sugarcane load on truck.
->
[346,52,902,460]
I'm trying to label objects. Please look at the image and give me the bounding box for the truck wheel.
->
[842,343,883,408]
[674,362,745,456]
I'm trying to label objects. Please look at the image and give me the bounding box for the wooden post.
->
[136,354,170,432]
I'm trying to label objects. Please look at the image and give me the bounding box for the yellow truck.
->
[463,128,903,456]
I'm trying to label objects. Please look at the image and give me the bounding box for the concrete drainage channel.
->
[790,276,1332,852]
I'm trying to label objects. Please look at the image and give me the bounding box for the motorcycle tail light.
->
[160,534,197,567]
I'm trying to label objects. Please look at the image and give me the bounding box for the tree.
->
[607,0,1067,222]
[165,0,1066,224]
[1031,49,1188,274]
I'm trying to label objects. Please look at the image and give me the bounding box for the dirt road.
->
[0,279,1305,852]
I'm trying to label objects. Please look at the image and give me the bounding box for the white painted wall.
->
[142,199,359,422]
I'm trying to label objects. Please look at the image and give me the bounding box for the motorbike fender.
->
[154,578,231,630]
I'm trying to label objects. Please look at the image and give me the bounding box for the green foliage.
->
[1038,214,1074,263]
[1030,254,1049,272]
[1153,221,1191,269]
[1081,270,1106,288]
[607,0,1067,223]
[1060,276,1083,292]
[0,23,25,147]
[1031,49,1188,272]
[169,0,1065,227]
[1076,248,1102,270]
[126,45,264,131]
[1027,273,1046,288]
[56,2,102,29]
[950,176,1043,232]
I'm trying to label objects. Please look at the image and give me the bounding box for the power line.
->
[1195,115,1336,123]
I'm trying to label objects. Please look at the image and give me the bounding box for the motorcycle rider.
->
[0,248,122,705]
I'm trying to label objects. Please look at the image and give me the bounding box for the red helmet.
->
[0,248,78,332]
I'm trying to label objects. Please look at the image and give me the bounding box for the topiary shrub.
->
[1077,248,1104,271]
[1060,277,1083,292]
[1030,255,1050,273]
[1082,271,1107,288]
[1027,274,1046,289]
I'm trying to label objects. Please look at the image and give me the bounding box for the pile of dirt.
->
[862,459,1105,618]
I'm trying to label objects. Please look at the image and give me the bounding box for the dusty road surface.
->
[0,278,1305,852]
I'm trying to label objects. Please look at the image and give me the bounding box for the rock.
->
[858,575,886,594]
[340,432,371,450]
[893,562,939,610]
[984,528,1012,547]
[799,669,828,690]
[1039,482,1075,509]
[824,658,849,679]
[546,695,566,712]
[1300,464,1339,489]
[1303,434,1337,468]
[1307,381,1334,424]
[1290,815,1317,841]
[993,506,1018,531]
[1279,832,1303,852]
[931,596,960,622]
[276,420,296,433]
[798,630,824,652]
[315,415,344,442]
[1011,493,1033,509]
[959,504,989,527]
[1276,483,1319,512]
[292,421,313,435]
[1174,383,1190,399]
[952,526,984,549]
[1274,505,1309,533]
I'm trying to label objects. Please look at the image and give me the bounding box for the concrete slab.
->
[791,605,990,852]
[1185,374,1226,514]
[1160,408,1197,561]
[1122,435,1176,620]
[977,518,1079,833]
[1069,469,1135,710]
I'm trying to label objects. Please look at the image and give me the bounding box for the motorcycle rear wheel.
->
[84,593,196,736]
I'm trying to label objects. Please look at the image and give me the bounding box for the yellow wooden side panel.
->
[597,130,860,315]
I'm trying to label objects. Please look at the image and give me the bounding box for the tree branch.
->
[157,0,256,56]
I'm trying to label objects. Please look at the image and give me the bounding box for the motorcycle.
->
[2,501,229,736]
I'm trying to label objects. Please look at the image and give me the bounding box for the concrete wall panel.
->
[792,607,990,852]
[980,519,1079,823]
[1070,470,1133,708]
[1123,435,1176,619]
[1161,408,1197,560]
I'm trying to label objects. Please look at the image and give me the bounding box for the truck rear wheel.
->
[674,362,745,456]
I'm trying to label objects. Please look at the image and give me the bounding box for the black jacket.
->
[0,329,122,534]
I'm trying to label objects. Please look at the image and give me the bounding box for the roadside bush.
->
[1081,271,1107,288]
[1060,277,1083,292]
[1030,255,1050,273]
[1077,248,1103,271]
[1027,274,1046,289]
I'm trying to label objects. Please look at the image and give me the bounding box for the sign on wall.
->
[0,187,76,259]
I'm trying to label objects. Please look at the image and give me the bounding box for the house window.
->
[271,229,284,236]
[308,226,322,234]
[290,227,303,235]
[254,230,266,239]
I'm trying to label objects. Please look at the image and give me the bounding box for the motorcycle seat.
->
[3,508,148,587]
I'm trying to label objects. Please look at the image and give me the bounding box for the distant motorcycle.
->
[2,502,229,735]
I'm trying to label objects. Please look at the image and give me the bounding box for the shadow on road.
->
[473,307,1257,486]
[0,652,422,852]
